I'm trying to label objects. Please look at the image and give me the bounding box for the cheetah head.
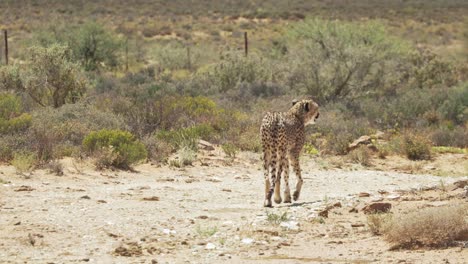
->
[291,99,319,125]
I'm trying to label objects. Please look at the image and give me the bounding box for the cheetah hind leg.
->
[283,156,291,203]
[274,146,287,204]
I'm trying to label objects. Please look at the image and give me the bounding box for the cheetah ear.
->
[304,102,310,112]
[292,99,298,106]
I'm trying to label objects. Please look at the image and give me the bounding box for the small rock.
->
[318,208,329,218]
[241,238,254,244]
[348,136,372,151]
[386,194,401,200]
[205,243,216,250]
[362,202,392,214]
[332,202,342,208]
[197,215,209,219]
[280,221,299,230]
[349,208,358,213]
[358,192,371,197]
[378,190,388,195]
[142,196,160,201]
[199,140,215,151]
[453,179,468,189]
[14,221,21,225]
[97,200,107,204]
[222,188,232,192]
[351,223,365,227]
[15,186,35,192]
[80,195,91,199]
[162,229,176,235]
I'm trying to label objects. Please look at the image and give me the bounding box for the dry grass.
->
[384,205,468,249]
[367,213,392,235]
[348,145,372,166]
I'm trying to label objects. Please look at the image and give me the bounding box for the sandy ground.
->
[0,152,467,264]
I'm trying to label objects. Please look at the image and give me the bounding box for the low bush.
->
[367,213,392,235]
[156,124,215,151]
[384,205,468,248]
[348,145,372,166]
[83,129,147,169]
[222,143,238,158]
[431,127,467,148]
[0,93,32,134]
[404,134,432,160]
[12,152,36,174]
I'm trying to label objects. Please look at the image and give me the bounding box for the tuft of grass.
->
[11,152,36,175]
[367,213,392,235]
[384,205,468,249]
[178,147,197,166]
[46,160,64,176]
[348,145,372,166]
[222,143,238,159]
[432,146,467,154]
[195,225,218,238]
[266,211,289,225]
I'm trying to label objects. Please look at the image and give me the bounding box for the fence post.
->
[4,30,8,65]
[244,31,248,57]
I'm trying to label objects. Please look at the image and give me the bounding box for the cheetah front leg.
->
[291,153,303,201]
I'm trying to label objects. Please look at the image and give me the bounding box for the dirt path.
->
[0,155,466,263]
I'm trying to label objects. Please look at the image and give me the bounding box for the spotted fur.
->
[260,99,319,207]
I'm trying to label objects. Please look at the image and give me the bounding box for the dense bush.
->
[0,44,87,108]
[0,93,32,134]
[209,51,272,93]
[404,134,432,160]
[285,19,412,103]
[83,129,147,169]
[36,22,123,71]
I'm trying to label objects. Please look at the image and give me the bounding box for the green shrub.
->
[404,134,432,160]
[438,83,468,125]
[431,127,467,148]
[0,93,32,134]
[12,152,36,174]
[222,143,238,158]
[156,124,215,151]
[0,44,87,108]
[36,22,123,71]
[287,19,412,103]
[210,51,271,93]
[316,110,372,155]
[83,129,147,169]
[303,143,319,156]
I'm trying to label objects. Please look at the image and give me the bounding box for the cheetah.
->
[260,99,319,207]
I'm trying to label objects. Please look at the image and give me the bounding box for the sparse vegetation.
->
[11,152,36,175]
[384,205,468,249]
[83,129,147,169]
[195,225,218,238]
[348,145,372,166]
[367,213,392,235]
[266,211,289,225]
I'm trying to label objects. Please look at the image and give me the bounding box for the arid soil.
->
[0,151,467,264]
